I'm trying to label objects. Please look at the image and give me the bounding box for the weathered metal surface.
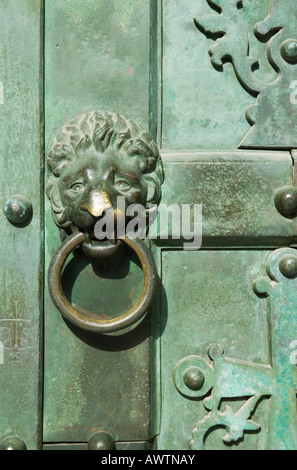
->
[156,250,273,449]
[46,110,163,333]
[43,261,152,441]
[48,232,158,333]
[157,246,297,450]
[44,0,154,443]
[162,0,272,150]
[46,110,163,257]
[253,248,297,449]
[88,431,115,450]
[45,0,152,141]
[195,0,297,149]
[274,186,297,217]
[159,150,294,247]
[0,436,27,451]
[43,440,151,450]
[43,443,88,450]
[3,195,32,226]
[0,0,43,450]
[1,0,296,451]
[174,349,272,449]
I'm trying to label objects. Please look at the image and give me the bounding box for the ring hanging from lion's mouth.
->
[82,231,122,258]
[48,231,157,334]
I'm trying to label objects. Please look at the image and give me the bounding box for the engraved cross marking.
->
[0,300,32,363]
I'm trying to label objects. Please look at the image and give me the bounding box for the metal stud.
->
[88,431,115,451]
[274,186,297,217]
[208,343,224,360]
[3,194,32,225]
[0,436,27,450]
[183,367,205,391]
[279,254,297,278]
[280,39,297,63]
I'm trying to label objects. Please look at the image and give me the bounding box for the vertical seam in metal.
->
[149,0,163,148]
[39,0,45,451]
[159,0,163,149]
[290,150,297,244]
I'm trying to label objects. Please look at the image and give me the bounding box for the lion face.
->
[46,111,164,257]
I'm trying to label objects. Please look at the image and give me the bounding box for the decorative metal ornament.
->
[46,111,163,334]
[194,0,297,149]
[174,248,297,450]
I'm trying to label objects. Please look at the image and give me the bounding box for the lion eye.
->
[115,180,131,192]
[70,182,84,192]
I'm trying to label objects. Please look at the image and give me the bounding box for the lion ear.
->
[46,176,72,229]
[145,174,161,207]
[46,176,55,200]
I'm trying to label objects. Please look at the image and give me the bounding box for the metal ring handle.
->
[48,231,157,334]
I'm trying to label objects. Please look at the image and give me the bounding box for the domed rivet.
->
[183,367,205,391]
[3,194,32,225]
[208,343,224,360]
[280,39,297,63]
[0,436,27,450]
[88,431,115,451]
[274,186,297,217]
[279,254,297,278]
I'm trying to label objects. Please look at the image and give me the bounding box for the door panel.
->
[0,0,43,450]
[159,151,293,247]
[44,0,152,138]
[158,249,271,450]
[44,0,153,444]
[0,0,297,451]
[161,0,274,150]
[153,151,297,450]
[43,252,151,442]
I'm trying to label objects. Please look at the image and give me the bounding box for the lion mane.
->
[46,111,164,229]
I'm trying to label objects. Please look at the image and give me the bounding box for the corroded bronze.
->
[46,111,164,258]
[88,431,115,451]
[274,186,297,217]
[3,194,32,225]
[174,248,297,450]
[47,111,163,333]
[0,436,27,450]
[278,254,297,278]
[48,231,157,334]
[195,0,297,149]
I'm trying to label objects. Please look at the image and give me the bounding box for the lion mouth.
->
[82,231,122,259]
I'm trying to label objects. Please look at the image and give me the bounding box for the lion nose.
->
[80,189,112,218]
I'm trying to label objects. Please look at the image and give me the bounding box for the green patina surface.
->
[162,0,272,150]
[44,0,153,443]
[159,150,293,247]
[195,0,297,149]
[0,0,43,450]
[1,0,297,450]
[158,249,272,449]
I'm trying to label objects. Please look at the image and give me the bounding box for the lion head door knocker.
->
[46,111,164,334]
